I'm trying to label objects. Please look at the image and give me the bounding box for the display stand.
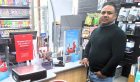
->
[117,2,140,77]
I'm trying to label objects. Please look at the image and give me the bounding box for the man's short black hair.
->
[102,2,117,14]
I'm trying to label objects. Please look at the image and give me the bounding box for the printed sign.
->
[14,34,33,62]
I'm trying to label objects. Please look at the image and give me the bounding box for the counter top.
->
[1,61,84,82]
[51,60,83,73]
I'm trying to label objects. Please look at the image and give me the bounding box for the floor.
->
[113,76,128,82]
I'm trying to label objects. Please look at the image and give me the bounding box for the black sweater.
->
[83,24,126,77]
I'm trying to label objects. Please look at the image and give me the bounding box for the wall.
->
[48,0,73,52]
[78,0,98,15]
[35,0,99,52]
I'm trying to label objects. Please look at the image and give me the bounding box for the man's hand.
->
[80,58,89,67]
[94,71,106,79]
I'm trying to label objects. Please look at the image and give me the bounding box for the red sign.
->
[14,34,33,62]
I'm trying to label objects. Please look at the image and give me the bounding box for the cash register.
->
[9,31,47,82]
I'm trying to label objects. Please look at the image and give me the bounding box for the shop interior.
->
[0,0,140,82]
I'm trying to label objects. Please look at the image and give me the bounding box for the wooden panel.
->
[45,66,87,82]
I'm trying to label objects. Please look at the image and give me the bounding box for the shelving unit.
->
[0,0,32,38]
[0,0,33,67]
[81,13,100,52]
[117,2,140,77]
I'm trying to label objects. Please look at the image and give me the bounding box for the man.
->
[81,2,126,82]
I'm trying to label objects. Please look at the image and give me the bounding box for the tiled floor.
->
[113,76,128,82]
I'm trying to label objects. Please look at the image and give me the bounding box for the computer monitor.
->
[9,31,37,43]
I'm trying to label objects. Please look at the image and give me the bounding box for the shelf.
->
[125,54,134,58]
[125,51,134,54]
[0,37,10,44]
[0,27,31,30]
[82,37,89,39]
[126,35,136,38]
[118,20,140,23]
[125,57,133,61]
[121,3,140,8]
[126,34,135,36]
[0,5,30,9]
[125,51,133,54]
[0,16,30,20]
[127,34,140,38]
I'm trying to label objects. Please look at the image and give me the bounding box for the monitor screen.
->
[9,31,37,42]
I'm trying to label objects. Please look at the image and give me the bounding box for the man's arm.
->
[81,40,91,67]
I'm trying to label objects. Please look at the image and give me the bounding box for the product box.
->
[114,65,122,78]
[135,71,140,82]
[42,60,53,70]
[128,64,137,82]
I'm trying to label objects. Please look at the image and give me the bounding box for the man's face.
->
[100,5,116,26]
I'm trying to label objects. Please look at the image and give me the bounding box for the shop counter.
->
[1,61,87,82]
[47,61,87,82]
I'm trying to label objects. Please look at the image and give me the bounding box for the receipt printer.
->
[12,65,47,82]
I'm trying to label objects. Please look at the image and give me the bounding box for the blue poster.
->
[64,29,80,62]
